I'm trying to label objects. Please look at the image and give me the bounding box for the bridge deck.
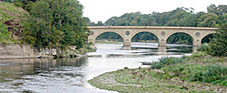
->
[88,26,218,30]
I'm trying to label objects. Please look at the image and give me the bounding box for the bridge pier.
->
[123,38,131,47]
[193,39,202,53]
[158,46,167,55]
[122,38,131,49]
[123,42,131,47]
[158,39,167,47]
[157,38,167,54]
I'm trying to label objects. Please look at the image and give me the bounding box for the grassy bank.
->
[0,2,27,44]
[89,52,227,93]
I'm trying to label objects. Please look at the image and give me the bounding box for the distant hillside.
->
[0,2,28,43]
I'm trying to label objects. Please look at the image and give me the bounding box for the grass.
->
[160,64,227,86]
[0,2,27,44]
[150,52,227,86]
[78,43,97,54]
[89,68,223,93]
[89,52,227,92]
[151,57,184,69]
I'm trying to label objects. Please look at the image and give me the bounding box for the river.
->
[0,42,192,93]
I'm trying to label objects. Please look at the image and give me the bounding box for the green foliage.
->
[161,64,227,86]
[103,7,221,27]
[0,23,16,43]
[209,23,227,56]
[89,67,223,92]
[189,51,208,58]
[94,6,225,44]
[217,14,227,24]
[22,0,89,51]
[3,0,37,12]
[78,43,96,54]
[96,21,104,26]
[0,2,27,43]
[151,57,184,69]
[167,33,193,45]
[207,4,227,15]
[197,13,218,27]
[150,53,227,86]
[197,43,211,53]
[0,2,27,22]
[131,32,158,42]
[96,32,123,42]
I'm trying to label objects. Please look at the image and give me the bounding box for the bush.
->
[0,23,17,43]
[197,43,211,52]
[209,24,227,56]
[161,64,227,86]
[151,57,184,69]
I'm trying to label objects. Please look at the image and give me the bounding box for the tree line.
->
[90,5,227,45]
[89,5,226,27]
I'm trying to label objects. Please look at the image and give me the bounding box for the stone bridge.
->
[88,26,217,52]
[88,26,217,48]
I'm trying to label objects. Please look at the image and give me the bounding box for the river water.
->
[0,43,192,93]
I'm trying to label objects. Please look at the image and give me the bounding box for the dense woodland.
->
[0,0,89,51]
[91,5,227,45]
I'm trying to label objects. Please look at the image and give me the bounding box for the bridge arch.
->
[131,31,159,43]
[166,32,194,45]
[95,32,123,42]
[93,31,124,41]
[201,33,214,44]
[130,31,160,40]
[88,30,128,46]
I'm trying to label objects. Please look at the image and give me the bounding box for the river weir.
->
[0,42,192,93]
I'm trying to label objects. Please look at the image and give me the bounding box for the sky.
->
[78,0,227,23]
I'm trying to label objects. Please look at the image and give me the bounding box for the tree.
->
[22,0,88,51]
[207,4,227,15]
[217,14,227,25]
[197,13,218,27]
[96,21,104,26]
[209,23,227,56]
[83,17,96,26]
[2,0,38,12]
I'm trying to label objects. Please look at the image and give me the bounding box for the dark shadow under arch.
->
[167,32,193,45]
[131,32,158,43]
[202,34,214,44]
[96,32,123,42]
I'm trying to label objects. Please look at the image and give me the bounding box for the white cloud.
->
[78,0,227,22]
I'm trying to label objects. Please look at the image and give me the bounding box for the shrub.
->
[197,43,211,52]
[209,24,227,56]
[161,64,227,86]
[151,57,184,69]
[188,65,226,83]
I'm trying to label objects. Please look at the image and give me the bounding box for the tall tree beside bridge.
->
[22,0,89,50]
[209,23,227,56]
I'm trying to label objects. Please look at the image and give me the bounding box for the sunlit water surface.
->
[0,43,192,93]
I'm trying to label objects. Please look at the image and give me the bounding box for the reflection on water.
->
[0,43,192,93]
